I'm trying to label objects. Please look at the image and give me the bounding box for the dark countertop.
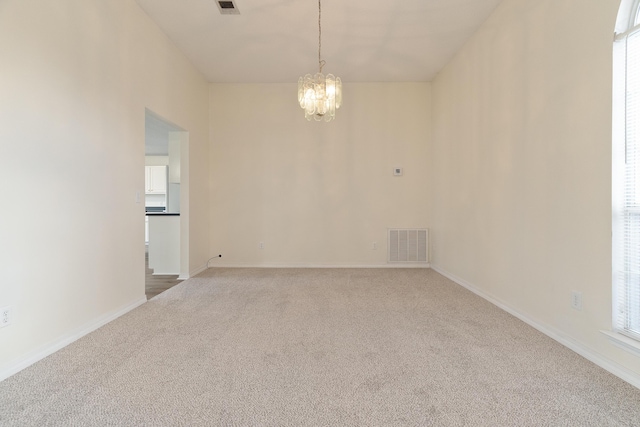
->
[146,212,180,216]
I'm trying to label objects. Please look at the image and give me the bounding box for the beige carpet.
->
[1,268,639,426]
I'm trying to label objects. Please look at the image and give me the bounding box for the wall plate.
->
[1,306,11,328]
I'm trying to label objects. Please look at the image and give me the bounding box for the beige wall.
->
[431,0,640,381]
[209,83,430,266]
[0,0,209,378]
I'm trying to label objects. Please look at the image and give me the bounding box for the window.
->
[613,0,640,342]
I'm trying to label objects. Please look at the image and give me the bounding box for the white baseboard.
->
[208,263,431,269]
[188,263,208,278]
[431,264,640,390]
[0,296,147,383]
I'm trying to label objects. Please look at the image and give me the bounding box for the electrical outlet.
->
[372,242,377,250]
[0,306,11,328]
[259,242,264,250]
[571,291,583,311]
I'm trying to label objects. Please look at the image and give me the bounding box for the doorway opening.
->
[144,109,188,299]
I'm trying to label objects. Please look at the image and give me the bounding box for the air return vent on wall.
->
[388,229,429,263]
[216,0,240,14]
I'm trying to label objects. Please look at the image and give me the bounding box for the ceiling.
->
[145,109,184,156]
[134,0,502,83]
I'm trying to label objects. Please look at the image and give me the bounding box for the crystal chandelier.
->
[297,0,342,122]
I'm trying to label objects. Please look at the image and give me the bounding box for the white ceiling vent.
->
[216,0,240,15]
[388,229,429,263]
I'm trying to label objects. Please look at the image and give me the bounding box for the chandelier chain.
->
[318,0,325,73]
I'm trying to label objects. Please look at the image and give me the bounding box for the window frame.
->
[613,0,640,345]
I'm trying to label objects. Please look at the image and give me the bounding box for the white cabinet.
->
[145,166,167,194]
[147,214,180,275]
